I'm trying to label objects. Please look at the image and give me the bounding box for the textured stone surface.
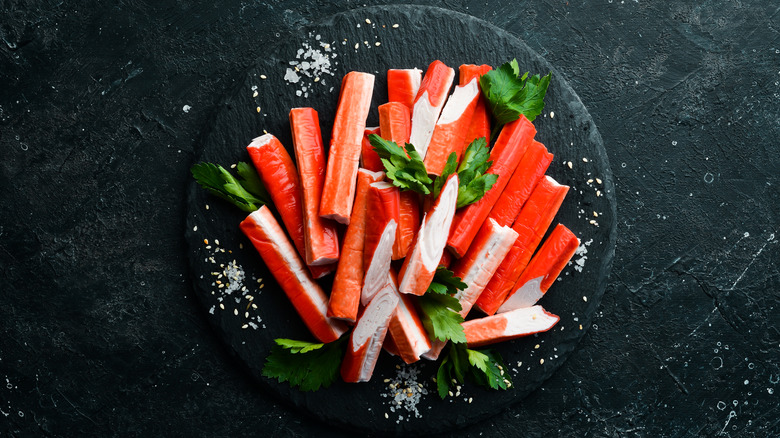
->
[1,1,778,437]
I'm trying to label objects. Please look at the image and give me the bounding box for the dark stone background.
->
[1,0,778,436]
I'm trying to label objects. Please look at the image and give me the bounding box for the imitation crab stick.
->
[475,176,570,315]
[462,305,559,348]
[379,102,411,145]
[341,282,399,383]
[328,169,384,322]
[240,207,347,343]
[487,140,553,227]
[499,224,579,313]
[247,134,332,279]
[398,174,459,296]
[423,78,480,176]
[387,68,422,111]
[321,71,376,224]
[408,60,455,159]
[459,64,492,147]
[361,182,399,306]
[423,219,518,360]
[289,108,340,266]
[446,115,536,257]
[386,270,432,363]
[360,127,383,172]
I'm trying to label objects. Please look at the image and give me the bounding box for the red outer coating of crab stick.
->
[246,134,332,279]
[438,250,453,269]
[498,224,580,313]
[341,283,399,382]
[385,270,432,363]
[423,219,518,360]
[362,182,400,306]
[321,71,376,224]
[463,305,559,348]
[487,140,553,227]
[240,207,348,343]
[360,126,383,172]
[409,60,455,159]
[328,169,384,322]
[446,115,537,257]
[474,176,569,315]
[289,108,340,266]
[459,64,492,147]
[387,68,422,111]
[398,174,459,296]
[379,102,411,145]
[423,78,480,176]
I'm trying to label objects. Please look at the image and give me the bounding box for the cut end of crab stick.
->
[386,271,432,363]
[361,181,399,306]
[360,126,383,172]
[398,174,459,296]
[341,283,399,383]
[487,140,553,228]
[459,64,493,147]
[463,305,559,348]
[290,107,340,267]
[423,78,480,176]
[240,207,347,343]
[321,71,376,224]
[387,68,422,111]
[378,102,412,146]
[498,224,580,313]
[447,115,537,257]
[409,60,455,158]
[328,169,385,322]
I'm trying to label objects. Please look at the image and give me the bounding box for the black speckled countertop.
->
[1,1,778,436]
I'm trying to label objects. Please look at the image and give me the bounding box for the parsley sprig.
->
[418,267,468,343]
[433,138,499,208]
[369,134,432,195]
[191,162,269,212]
[262,336,348,391]
[436,343,512,399]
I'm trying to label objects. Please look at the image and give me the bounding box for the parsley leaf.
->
[435,344,512,399]
[418,268,467,343]
[454,139,499,208]
[262,336,347,392]
[432,152,458,199]
[235,161,270,203]
[369,134,432,195]
[480,59,551,126]
[426,267,467,295]
[191,162,268,213]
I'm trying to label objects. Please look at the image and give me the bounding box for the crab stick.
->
[398,174,459,296]
[463,305,559,348]
[498,224,580,313]
[438,250,454,269]
[475,176,570,315]
[387,68,422,111]
[386,270,432,363]
[360,127,383,172]
[341,282,399,383]
[289,108,340,266]
[487,140,553,227]
[459,64,492,147]
[446,115,536,257]
[422,219,518,360]
[408,60,455,158]
[423,78,480,176]
[378,102,411,145]
[328,169,384,322]
[361,182,399,306]
[321,71,376,224]
[247,134,332,279]
[240,207,347,343]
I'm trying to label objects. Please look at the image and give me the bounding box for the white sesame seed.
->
[365,18,371,24]
[354,43,359,49]
[593,211,599,217]
[252,90,258,98]
[392,23,399,28]
[193,226,198,231]
[260,74,267,79]
[534,344,540,349]
[219,303,225,310]
[375,42,381,46]
[596,178,603,184]
[567,161,573,169]
[242,324,249,329]
[540,359,545,364]
[233,309,239,316]
[215,239,220,245]
[583,296,588,302]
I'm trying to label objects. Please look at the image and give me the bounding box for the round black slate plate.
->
[186,5,616,435]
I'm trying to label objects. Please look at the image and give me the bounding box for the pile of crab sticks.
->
[195,59,581,387]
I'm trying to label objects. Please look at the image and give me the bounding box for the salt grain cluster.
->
[285,34,338,98]
[381,364,428,421]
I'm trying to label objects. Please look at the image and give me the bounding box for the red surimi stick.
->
[387,68,422,111]
[498,224,580,313]
[379,102,411,145]
[360,126,383,172]
[289,108,340,266]
[423,219,518,360]
[341,282,399,382]
[462,305,559,348]
[438,250,453,269]
[446,115,536,257]
[385,270,432,363]
[423,78,481,176]
[247,134,332,279]
[474,176,570,315]
[328,169,384,322]
[321,71,376,224]
[398,174,459,296]
[361,182,399,306]
[487,140,553,227]
[409,60,455,159]
[240,207,348,343]
[459,64,492,147]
